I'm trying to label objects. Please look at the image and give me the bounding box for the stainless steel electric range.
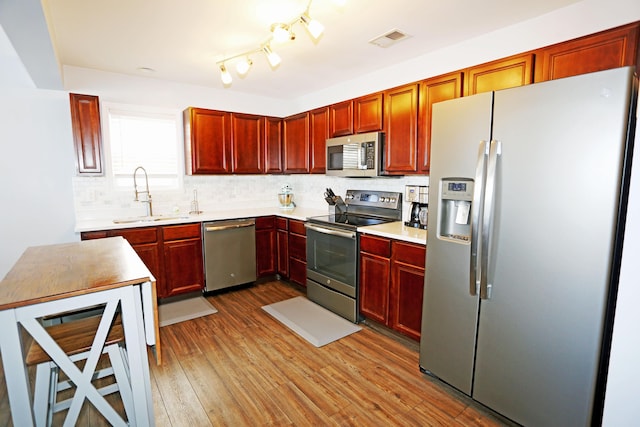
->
[305,189,402,322]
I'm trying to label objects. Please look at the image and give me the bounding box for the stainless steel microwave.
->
[325,132,384,177]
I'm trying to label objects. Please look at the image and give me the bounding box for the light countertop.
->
[75,206,427,245]
[358,221,427,245]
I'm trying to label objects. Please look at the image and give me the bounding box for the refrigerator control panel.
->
[439,179,473,243]
[441,181,473,201]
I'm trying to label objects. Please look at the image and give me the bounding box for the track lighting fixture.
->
[300,13,324,40]
[216,0,338,87]
[236,57,253,76]
[219,64,232,85]
[262,45,281,68]
[271,23,295,43]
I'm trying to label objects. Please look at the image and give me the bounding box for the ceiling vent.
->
[369,29,410,48]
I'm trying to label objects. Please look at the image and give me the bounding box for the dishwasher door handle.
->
[204,220,255,232]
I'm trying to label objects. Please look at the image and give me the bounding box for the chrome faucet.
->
[133,166,153,217]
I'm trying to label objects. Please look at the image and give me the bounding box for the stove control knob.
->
[390,198,396,203]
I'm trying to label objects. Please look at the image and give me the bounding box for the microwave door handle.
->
[470,140,490,296]
[360,143,367,168]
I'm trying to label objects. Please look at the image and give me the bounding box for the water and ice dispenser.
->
[438,179,474,242]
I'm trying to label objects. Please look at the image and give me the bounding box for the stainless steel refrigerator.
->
[419,66,638,426]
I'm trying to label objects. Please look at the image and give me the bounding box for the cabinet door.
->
[289,257,307,287]
[418,72,463,172]
[329,100,354,136]
[354,93,383,133]
[389,261,424,341]
[184,108,232,174]
[265,117,283,173]
[309,107,329,174]
[256,216,276,277]
[282,112,310,173]
[383,83,419,174]
[464,53,534,96]
[231,113,264,174]
[163,238,204,297]
[69,93,104,175]
[359,252,391,325]
[390,241,426,341]
[535,22,640,82]
[132,242,163,293]
[276,218,289,278]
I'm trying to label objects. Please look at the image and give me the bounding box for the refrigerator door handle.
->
[480,139,501,299]
[470,140,490,296]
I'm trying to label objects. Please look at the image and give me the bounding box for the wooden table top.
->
[0,237,155,310]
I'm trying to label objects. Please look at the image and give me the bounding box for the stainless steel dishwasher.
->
[202,218,256,292]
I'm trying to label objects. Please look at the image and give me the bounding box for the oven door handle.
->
[305,224,356,240]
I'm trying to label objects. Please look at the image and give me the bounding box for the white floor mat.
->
[159,295,218,327]
[262,296,361,347]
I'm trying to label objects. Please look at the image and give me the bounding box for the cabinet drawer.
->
[392,241,426,267]
[360,234,391,258]
[289,233,306,261]
[256,216,276,230]
[162,223,201,241]
[81,231,108,240]
[289,219,306,235]
[110,227,158,245]
[276,217,288,230]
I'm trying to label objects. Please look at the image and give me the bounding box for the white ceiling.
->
[40,0,582,99]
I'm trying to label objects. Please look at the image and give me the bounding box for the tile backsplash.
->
[73,173,429,221]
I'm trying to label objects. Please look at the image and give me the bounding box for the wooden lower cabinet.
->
[256,216,277,277]
[359,234,426,340]
[288,219,307,287]
[389,241,426,341]
[359,235,391,324]
[81,223,204,298]
[274,217,307,286]
[161,224,204,298]
[276,217,289,278]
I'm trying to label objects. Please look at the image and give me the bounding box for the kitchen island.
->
[0,237,158,426]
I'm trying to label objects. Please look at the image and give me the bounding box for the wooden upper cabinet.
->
[69,93,104,175]
[231,113,264,174]
[418,72,463,172]
[184,108,232,174]
[383,83,420,174]
[354,92,383,133]
[535,22,640,82]
[282,112,310,173]
[329,100,354,136]
[264,116,283,174]
[309,107,329,174]
[464,53,534,96]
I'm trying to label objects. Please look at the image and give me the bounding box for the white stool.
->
[26,314,135,426]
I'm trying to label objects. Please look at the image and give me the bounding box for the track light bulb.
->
[262,45,281,67]
[300,13,324,40]
[271,24,292,43]
[236,57,253,76]
[219,64,232,85]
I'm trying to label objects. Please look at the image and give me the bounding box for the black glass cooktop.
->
[308,213,394,229]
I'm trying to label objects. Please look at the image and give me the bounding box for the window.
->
[103,103,183,191]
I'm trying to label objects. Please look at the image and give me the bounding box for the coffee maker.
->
[404,185,428,229]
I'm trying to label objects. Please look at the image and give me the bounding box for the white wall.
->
[0,25,77,278]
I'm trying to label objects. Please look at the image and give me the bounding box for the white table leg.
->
[0,309,36,427]
[120,283,155,426]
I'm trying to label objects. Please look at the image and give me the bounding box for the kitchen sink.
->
[113,215,191,224]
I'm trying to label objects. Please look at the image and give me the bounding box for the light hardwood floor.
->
[0,280,512,426]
